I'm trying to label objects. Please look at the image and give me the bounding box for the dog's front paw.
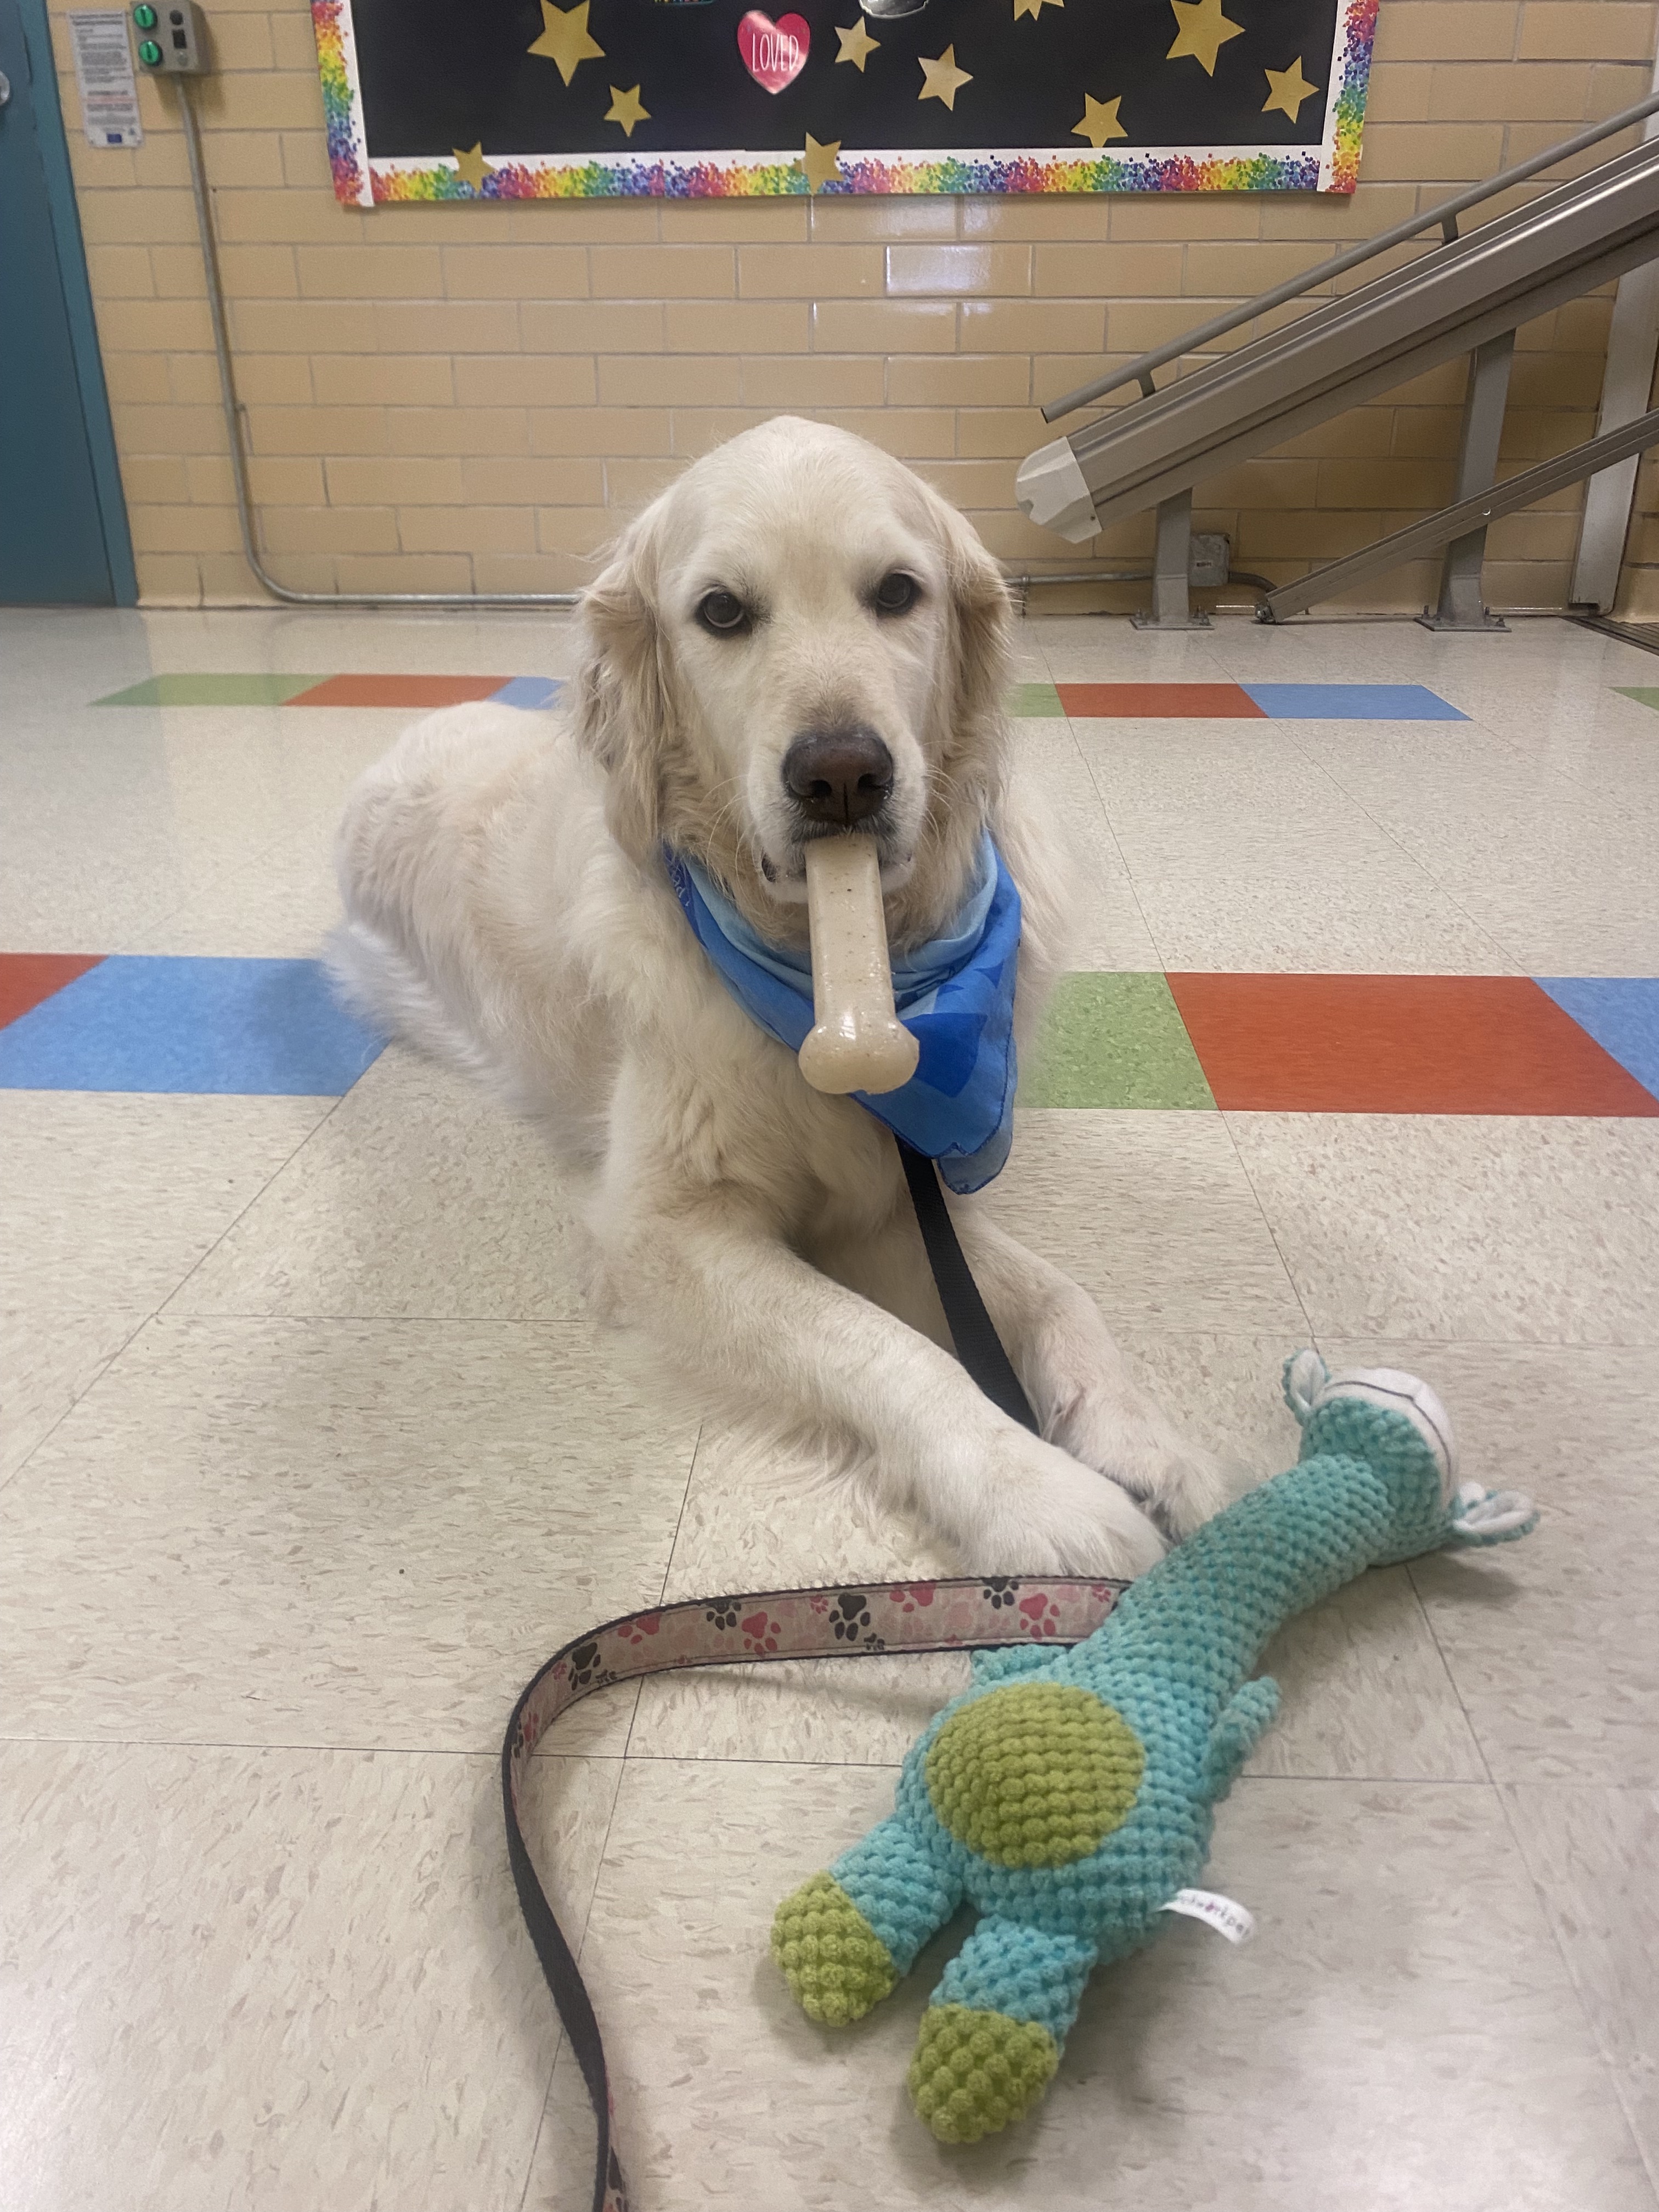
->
[1047,1386,1240,1541]
[969,1434,1168,1580]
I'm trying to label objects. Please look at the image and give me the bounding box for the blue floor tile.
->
[0,957,387,1094]
[1535,977,1659,1102]
[1239,683,1468,720]
[491,676,564,709]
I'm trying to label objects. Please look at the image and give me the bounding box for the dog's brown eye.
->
[697,590,750,636]
[873,572,918,616]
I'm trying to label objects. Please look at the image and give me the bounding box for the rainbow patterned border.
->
[312,0,1375,205]
[1323,0,1376,191]
[312,0,370,205]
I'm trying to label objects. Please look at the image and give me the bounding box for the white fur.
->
[331,418,1231,1576]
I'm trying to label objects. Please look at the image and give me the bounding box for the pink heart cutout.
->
[738,10,809,93]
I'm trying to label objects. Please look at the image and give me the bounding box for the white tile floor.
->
[2,605,1657,2210]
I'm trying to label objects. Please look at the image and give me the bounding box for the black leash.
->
[895,1136,1039,1432]
[503,1135,1050,2212]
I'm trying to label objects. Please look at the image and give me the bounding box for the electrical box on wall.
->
[132,0,206,74]
[1188,535,1233,590]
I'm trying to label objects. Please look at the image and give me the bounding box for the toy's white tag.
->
[1160,1888,1256,1944]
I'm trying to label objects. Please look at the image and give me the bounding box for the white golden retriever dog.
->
[332,417,1230,1576]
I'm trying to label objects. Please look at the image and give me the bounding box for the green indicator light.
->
[132,4,156,25]
[138,36,161,60]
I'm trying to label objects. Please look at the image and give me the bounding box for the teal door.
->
[0,0,136,604]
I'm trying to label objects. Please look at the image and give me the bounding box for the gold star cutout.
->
[1072,93,1126,148]
[803,133,842,192]
[918,44,972,109]
[452,142,488,191]
[1165,0,1243,76]
[835,16,879,69]
[1013,0,1061,20]
[527,0,605,87]
[1262,55,1318,121]
[605,82,649,136]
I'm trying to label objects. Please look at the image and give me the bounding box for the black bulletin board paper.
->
[312,0,1375,202]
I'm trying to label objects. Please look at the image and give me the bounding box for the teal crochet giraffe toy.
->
[771,1353,1537,2143]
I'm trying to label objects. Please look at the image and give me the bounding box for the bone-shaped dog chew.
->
[797,837,920,1096]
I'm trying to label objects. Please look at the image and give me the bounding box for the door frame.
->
[12,0,138,605]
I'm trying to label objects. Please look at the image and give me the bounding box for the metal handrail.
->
[1257,399,1659,619]
[1041,87,1659,425]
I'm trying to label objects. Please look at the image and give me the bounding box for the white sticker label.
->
[67,12,143,149]
[1160,1888,1256,1945]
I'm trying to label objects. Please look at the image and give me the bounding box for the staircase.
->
[1017,94,1659,629]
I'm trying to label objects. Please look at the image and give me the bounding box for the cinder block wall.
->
[47,0,1659,610]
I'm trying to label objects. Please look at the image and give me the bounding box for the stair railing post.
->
[1132,489,1210,630]
[1420,328,1516,631]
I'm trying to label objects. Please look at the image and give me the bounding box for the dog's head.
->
[572,417,1012,945]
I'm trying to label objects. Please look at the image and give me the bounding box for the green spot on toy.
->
[925,1679,1144,1866]
[771,1351,1539,2141]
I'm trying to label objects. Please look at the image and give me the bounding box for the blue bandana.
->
[663,832,1022,1193]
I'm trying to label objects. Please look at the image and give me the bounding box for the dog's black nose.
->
[781,726,894,827]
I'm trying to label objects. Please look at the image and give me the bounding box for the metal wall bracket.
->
[1132,491,1211,628]
[1418,329,1515,632]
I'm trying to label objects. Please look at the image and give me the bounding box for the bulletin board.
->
[312,0,1376,204]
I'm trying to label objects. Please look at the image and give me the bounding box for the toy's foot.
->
[1283,1349,1457,1500]
[770,1871,897,2024]
[908,2004,1058,2142]
[910,1915,1094,2138]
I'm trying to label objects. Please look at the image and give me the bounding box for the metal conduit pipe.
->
[1001,569,1276,614]
[178,76,582,611]
[1003,568,1275,590]
[1004,569,1150,594]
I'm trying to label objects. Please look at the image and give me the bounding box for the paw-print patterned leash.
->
[503,1573,1124,2212]
[504,1141,1055,2211]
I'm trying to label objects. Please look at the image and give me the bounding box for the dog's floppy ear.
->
[572,515,672,864]
[936,495,1014,763]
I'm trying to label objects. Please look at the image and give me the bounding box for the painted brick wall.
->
[46,0,1659,611]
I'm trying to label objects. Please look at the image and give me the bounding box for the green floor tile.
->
[1019,972,1216,1109]
[94,674,325,707]
[1006,681,1064,718]
[1614,687,1659,714]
